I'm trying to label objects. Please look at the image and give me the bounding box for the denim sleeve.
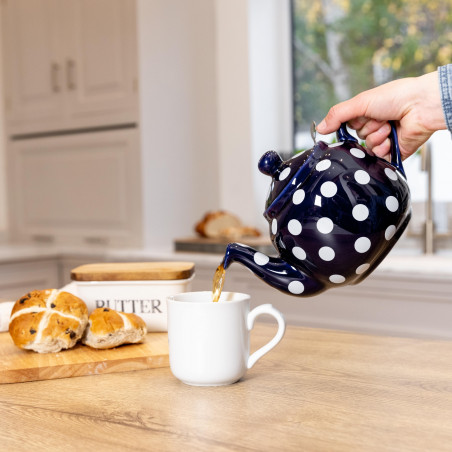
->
[439,64,452,132]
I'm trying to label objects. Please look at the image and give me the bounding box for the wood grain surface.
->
[70,262,195,281]
[1,324,452,451]
[0,332,168,383]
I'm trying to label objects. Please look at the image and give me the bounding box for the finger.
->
[365,124,392,149]
[347,116,369,130]
[317,93,370,134]
[370,138,391,159]
[356,120,389,141]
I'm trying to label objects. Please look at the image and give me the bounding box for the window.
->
[291,0,452,251]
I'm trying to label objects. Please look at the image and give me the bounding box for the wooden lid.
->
[70,262,195,282]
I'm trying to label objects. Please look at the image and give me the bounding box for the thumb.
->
[317,93,373,135]
[316,106,341,134]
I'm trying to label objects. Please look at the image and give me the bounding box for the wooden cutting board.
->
[0,332,169,384]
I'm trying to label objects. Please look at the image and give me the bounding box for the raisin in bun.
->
[82,308,147,349]
[9,289,88,353]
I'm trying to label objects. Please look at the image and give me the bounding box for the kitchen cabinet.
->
[0,259,59,300]
[2,0,138,135]
[8,128,143,246]
[1,0,219,249]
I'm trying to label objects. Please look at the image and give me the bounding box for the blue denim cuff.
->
[439,64,452,132]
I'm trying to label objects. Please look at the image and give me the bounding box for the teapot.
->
[223,122,411,297]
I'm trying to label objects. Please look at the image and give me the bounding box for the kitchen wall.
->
[0,4,7,239]
[212,0,293,231]
[136,0,293,246]
[137,0,221,249]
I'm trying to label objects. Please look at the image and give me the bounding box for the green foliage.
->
[292,0,452,132]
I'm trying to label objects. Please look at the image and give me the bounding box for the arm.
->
[316,66,450,160]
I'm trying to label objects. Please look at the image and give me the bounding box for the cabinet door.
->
[2,0,138,135]
[0,260,60,300]
[8,128,143,247]
[64,0,138,125]
[2,0,65,133]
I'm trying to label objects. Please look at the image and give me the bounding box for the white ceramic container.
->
[70,262,195,332]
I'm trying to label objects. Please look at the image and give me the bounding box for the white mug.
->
[167,291,285,386]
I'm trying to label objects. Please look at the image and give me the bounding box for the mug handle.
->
[336,121,406,178]
[247,304,285,369]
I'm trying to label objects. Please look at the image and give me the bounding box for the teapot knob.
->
[258,151,284,177]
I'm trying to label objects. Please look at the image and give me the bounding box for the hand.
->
[316,71,447,160]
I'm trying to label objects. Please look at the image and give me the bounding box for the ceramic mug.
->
[167,291,285,386]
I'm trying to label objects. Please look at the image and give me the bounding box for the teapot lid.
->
[258,144,327,210]
[258,122,327,208]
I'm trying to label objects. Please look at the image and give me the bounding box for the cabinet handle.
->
[66,59,76,90]
[51,62,60,92]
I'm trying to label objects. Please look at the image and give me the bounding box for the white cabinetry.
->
[2,0,219,249]
[8,129,142,246]
[0,259,59,300]
[2,0,142,246]
[2,0,138,135]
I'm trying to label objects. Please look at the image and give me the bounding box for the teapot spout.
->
[223,243,326,297]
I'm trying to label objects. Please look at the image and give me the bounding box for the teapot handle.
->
[337,121,406,178]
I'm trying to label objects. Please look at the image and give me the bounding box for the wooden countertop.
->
[1,323,452,451]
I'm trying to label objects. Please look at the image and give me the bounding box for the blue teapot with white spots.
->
[223,122,411,297]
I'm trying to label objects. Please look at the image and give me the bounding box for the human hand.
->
[316,71,447,160]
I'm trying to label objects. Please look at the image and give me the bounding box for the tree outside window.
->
[292,0,452,137]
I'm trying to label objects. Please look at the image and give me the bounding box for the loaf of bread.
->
[195,211,241,238]
[82,308,147,349]
[195,211,260,240]
[9,289,88,353]
[218,225,261,240]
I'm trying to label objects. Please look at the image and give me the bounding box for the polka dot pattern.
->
[254,252,269,266]
[320,181,337,198]
[386,196,399,212]
[292,189,305,205]
[317,217,334,234]
[355,237,371,253]
[279,167,291,181]
[253,141,410,297]
[385,167,398,181]
[354,170,370,185]
[288,281,304,294]
[292,246,306,260]
[385,225,396,240]
[350,148,365,158]
[352,204,369,221]
[271,219,277,235]
[316,160,331,172]
[356,263,370,275]
[319,246,335,261]
[330,274,345,284]
[288,219,302,235]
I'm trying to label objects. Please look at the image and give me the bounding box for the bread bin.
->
[70,262,195,332]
